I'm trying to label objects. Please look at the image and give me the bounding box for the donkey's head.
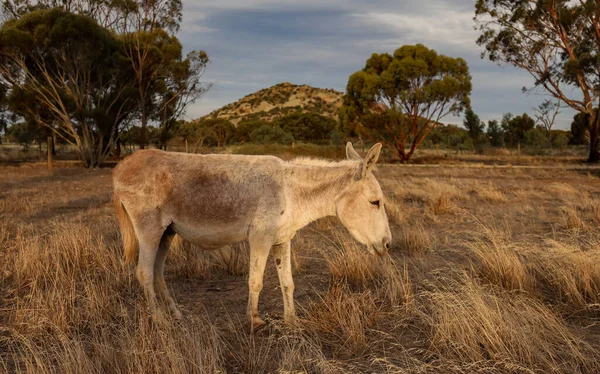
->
[336,142,392,256]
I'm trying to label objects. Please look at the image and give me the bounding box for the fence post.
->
[47,136,53,170]
[517,143,521,160]
[185,138,189,153]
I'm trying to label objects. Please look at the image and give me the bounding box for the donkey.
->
[113,142,391,330]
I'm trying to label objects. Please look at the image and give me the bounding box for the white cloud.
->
[180,10,217,33]
[352,10,477,51]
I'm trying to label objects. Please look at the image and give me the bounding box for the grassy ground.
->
[2,161,600,373]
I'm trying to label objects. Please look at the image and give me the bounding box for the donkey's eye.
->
[370,200,380,208]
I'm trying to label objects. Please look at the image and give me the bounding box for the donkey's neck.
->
[283,161,357,231]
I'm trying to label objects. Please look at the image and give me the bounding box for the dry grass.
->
[396,222,434,256]
[303,286,381,357]
[468,237,532,292]
[385,195,406,224]
[3,164,600,373]
[424,274,599,373]
[528,240,600,313]
[321,238,381,289]
[472,182,508,203]
[1,222,224,373]
[169,237,250,278]
[426,194,458,215]
[557,205,586,232]
[591,200,600,225]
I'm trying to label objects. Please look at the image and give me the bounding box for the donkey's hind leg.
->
[247,233,272,332]
[154,227,182,319]
[135,224,166,322]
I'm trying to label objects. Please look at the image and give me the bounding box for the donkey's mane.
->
[289,157,358,168]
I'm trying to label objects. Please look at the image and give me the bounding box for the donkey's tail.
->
[114,194,138,265]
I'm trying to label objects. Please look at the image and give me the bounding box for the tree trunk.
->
[140,110,148,149]
[587,113,600,163]
[397,147,409,163]
[116,137,121,159]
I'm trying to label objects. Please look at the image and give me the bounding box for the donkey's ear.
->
[346,142,362,161]
[361,143,382,179]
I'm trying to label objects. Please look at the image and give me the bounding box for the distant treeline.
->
[3,109,587,156]
[428,110,586,152]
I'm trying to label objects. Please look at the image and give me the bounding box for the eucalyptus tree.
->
[0,8,135,166]
[463,108,485,145]
[340,44,471,162]
[476,0,600,161]
[1,0,210,150]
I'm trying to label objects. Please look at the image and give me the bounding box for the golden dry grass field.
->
[2,161,600,373]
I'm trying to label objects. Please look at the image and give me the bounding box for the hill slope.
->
[203,82,343,125]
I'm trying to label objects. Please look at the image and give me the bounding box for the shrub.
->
[250,125,293,145]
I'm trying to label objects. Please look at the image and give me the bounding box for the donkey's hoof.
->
[250,317,267,333]
[172,309,183,320]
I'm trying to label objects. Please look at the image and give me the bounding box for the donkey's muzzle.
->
[375,237,391,256]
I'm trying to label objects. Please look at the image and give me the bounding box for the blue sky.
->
[177,0,576,130]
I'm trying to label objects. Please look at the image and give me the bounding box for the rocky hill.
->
[203,82,343,125]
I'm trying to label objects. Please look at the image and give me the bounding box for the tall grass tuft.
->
[424,273,599,372]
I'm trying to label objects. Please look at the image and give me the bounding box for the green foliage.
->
[463,108,485,145]
[0,4,209,163]
[153,119,184,150]
[534,100,561,145]
[426,123,472,150]
[502,113,534,147]
[1,0,183,34]
[177,120,214,151]
[428,127,445,145]
[275,112,335,144]
[329,128,343,146]
[487,120,504,147]
[121,126,145,148]
[6,122,31,146]
[0,8,133,166]
[571,112,590,145]
[234,119,270,144]
[0,82,10,136]
[250,125,293,145]
[551,131,570,148]
[153,49,211,149]
[524,127,547,148]
[203,118,235,147]
[340,43,471,161]
[120,29,210,148]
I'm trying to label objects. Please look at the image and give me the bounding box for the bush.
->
[524,127,547,148]
[552,133,570,148]
[250,125,293,145]
[233,119,269,144]
[275,112,336,144]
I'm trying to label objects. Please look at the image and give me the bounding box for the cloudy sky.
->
[177,0,576,130]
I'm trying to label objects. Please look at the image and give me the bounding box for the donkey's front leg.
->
[272,241,296,324]
[247,234,272,332]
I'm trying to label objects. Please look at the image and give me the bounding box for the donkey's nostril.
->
[383,240,390,251]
